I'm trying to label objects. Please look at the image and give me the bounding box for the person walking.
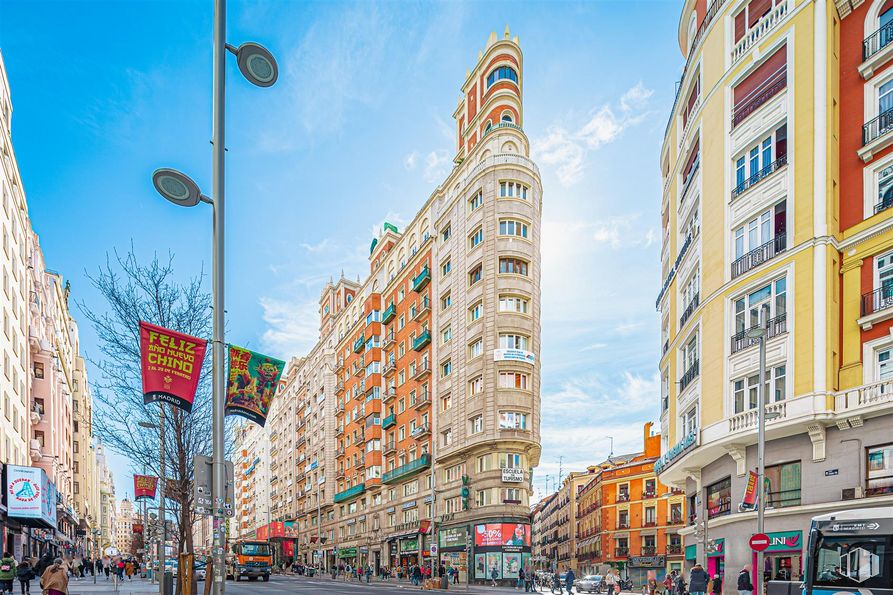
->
[675,572,687,595]
[712,574,723,595]
[565,568,576,595]
[38,559,68,595]
[689,565,708,595]
[124,560,134,581]
[491,565,499,587]
[605,570,618,595]
[0,553,16,595]
[647,572,659,595]
[737,566,754,595]
[15,559,34,595]
[552,570,562,594]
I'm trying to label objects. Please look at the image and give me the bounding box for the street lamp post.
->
[150,2,277,592]
[139,415,166,595]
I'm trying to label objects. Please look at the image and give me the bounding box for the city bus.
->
[804,507,892,595]
[226,540,272,582]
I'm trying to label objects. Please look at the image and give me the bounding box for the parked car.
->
[577,575,604,593]
[194,562,206,581]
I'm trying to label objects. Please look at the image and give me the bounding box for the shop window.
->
[706,477,731,519]
[867,443,893,496]
[764,461,801,507]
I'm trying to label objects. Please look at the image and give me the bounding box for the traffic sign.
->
[749,533,770,552]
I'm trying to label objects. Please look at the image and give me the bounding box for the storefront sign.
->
[225,345,285,427]
[400,538,419,553]
[685,545,696,560]
[629,555,667,567]
[707,538,725,557]
[654,429,699,475]
[338,547,357,558]
[493,349,536,365]
[764,530,801,552]
[474,523,530,547]
[139,321,208,413]
[501,468,525,483]
[439,527,467,549]
[402,501,417,509]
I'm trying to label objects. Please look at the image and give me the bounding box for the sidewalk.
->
[69,576,158,594]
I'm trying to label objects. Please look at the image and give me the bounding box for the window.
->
[682,405,698,435]
[486,66,518,87]
[499,257,528,276]
[733,201,786,260]
[441,394,451,411]
[442,429,453,447]
[499,411,527,430]
[706,477,732,519]
[732,44,786,127]
[499,333,529,350]
[682,335,698,373]
[504,488,523,503]
[733,124,787,196]
[644,507,657,525]
[498,295,529,314]
[469,301,483,322]
[469,264,483,285]
[441,259,452,276]
[469,338,483,359]
[499,181,529,199]
[441,325,452,344]
[441,292,451,310]
[476,489,492,506]
[469,376,483,396]
[469,191,484,212]
[499,453,522,469]
[470,415,483,434]
[477,454,493,472]
[441,360,452,377]
[442,225,451,241]
[879,348,893,381]
[867,443,893,495]
[499,219,529,238]
[33,362,44,379]
[734,277,787,335]
[876,163,893,214]
[469,227,483,249]
[764,461,801,507]
[498,371,528,390]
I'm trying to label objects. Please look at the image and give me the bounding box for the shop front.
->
[628,555,667,584]
[471,522,531,585]
[338,546,358,568]
[685,544,696,571]
[751,530,802,583]
[707,538,725,580]
[399,537,420,568]
[438,526,469,584]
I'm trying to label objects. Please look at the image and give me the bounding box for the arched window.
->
[486,66,518,88]
[687,12,697,53]
[501,111,514,123]
[484,121,493,134]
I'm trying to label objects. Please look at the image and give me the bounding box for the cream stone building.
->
[115,498,135,555]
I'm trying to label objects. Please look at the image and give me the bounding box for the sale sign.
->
[134,475,158,501]
[139,321,208,413]
[225,345,285,427]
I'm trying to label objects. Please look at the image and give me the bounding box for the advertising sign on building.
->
[134,475,159,501]
[139,321,208,413]
[501,468,525,483]
[474,524,531,547]
[439,527,467,549]
[741,471,758,509]
[7,466,56,527]
[225,345,286,427]
[493,349,536,365]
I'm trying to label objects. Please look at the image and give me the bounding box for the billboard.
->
[474,523,531,547]
[225,345,285,427]
[139,321,208,413]
[7,465,56,527]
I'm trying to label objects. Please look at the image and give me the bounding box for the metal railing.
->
[864,22,893,60]
[679,157,700,205]
[731,154,787,199]
[864,107,893,146]
[679,359,700,392]
[732,67,786,127]
[679,293,700,328]
[730,313,787,353]
[862,285,893,316]
[766,488,801,508]
[731,233,787,279]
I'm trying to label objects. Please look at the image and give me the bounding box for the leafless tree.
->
[79,248,222,581]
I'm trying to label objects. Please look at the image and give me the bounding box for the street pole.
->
[316,479,321,571]
[756,304,768,595]
[159,405,167,595]
[211,0,228,592]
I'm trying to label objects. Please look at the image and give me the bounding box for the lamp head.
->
[745,326,766,339]
[152,168,202,207]
[235,42,278,87]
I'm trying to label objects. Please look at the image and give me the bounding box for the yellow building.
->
[657,0,893,584]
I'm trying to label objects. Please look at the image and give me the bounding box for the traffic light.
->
[461,475,470,510]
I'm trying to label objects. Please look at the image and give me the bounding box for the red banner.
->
[139,321,208,413]
[134,475,158,501]
[742,470,758,508]
[132,524,144,534]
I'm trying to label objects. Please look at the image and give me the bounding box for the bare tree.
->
[79,248,215,573]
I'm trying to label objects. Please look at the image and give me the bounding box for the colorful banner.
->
[474,523,530,547]
[225,345,285,426]
[283,522,299,538]
[132,524,144,535]
[134,475,159,501]
[6,466,56,527]
[742,470,758,508]
[139,321,208,413]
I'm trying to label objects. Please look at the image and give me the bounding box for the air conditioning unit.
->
[841,487,864,500]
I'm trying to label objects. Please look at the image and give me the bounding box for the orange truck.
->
[226,540,272,582]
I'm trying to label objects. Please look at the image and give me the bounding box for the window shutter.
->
[748,0,772,27]
[733,44,787,125]
[735,10,746,42]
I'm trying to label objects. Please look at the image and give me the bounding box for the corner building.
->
[254,29,542,584]
[658,0,893,588]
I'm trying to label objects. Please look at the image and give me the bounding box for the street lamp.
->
[138,419,166,594]
[744,305,781,595]
[150,2,277,593]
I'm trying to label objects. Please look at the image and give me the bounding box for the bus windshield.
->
[812,534,892,590]
[240,543,271,557]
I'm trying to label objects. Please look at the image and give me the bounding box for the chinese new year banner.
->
[225,345,285,427]
[139,321,208,413]
[134,475,159,501]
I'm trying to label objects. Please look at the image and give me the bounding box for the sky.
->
[0,0,684,504]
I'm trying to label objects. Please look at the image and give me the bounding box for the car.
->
[577,575,604,593]
[194,562,206,581]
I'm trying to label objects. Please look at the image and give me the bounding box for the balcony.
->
[411,360,430,381]
[862,22,893,79]
[335,402,345,414]
[481,121,524,137]
[381,454,431,484]
[383,330,395,348]
[412,297,430,321]
[337,357,344,371]
[679,293,699,329]
[861,107,893,162]
[731,154,787,200]
[383,442,396,456]
[382,303,396,325]
[616,493,630,503]
[412,391,431,410]
[336,381,345,394]
[354,336,365,354]
[333,484,366,503]
[730,233,787,279]
[614,548,629,558]
[382,414,396,429]
[730,313,787,354]
[412,331,431,351]
[411,424,431,439]
[641,546,657,555]
[678,359,699,392]
[335,425,344,437]
[732,68,787,128]
[668,544,683,555]
[617,521,630,529]
[731,0,788,64]
[383,359,396,376]
[412,266,430,292]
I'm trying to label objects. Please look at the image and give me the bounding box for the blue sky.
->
[1,0,683,503]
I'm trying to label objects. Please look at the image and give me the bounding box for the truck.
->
[226,540,272,582]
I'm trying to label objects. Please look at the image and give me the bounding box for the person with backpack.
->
[15,560,34,595]
[737,566,754,595]
[0,553,16,595]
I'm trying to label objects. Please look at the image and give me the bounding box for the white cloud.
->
[403,152,418,170]
[259,297,320,357]
[300,238,332,254]
[532,82,655,187]
[423,150,451,184]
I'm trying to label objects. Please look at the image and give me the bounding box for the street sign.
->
[194,455,234,517]
[749,533,770,552]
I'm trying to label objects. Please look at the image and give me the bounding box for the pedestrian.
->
[647,572,659,595]
[517,567,526,591]
[103,560,110,580]
[737,566,754,595]
[566,568,576,595]
[365,564,372,583]
[524,565,533,593]
[0,553,16,595]
[413,564,423,587]
[689,565,708,595]
[125,560,134,581]
[16,559,35,595]
[663,572,676,595]
[552,570,562,594]
[606,570,618,594]
[713,574,723,595]
[491,565,499,587]
[38,558,68,595]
